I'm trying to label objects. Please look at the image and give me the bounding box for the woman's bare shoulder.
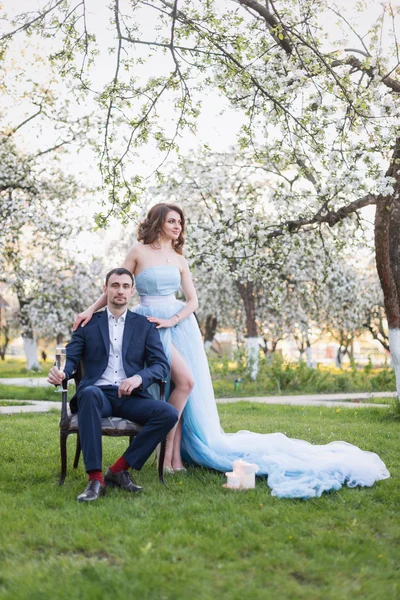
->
[123,242,145,271]
[177,253,190,272]
[126,241,146,257]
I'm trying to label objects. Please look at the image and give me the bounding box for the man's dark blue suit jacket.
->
[64,309,169,413]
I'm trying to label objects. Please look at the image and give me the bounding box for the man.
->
[48,267,177,502]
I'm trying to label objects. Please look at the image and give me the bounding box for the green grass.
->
[0,384,76,401]
[0,358,53,378]
[0,403,399,599]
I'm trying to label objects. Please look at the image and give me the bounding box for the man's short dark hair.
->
[105,268,134,286]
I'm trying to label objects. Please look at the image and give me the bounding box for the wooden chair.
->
[59,364,167,485]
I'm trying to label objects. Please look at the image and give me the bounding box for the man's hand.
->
[48,366,66,386]
[118,375,142,397]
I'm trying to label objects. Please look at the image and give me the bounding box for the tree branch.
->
[0,0,66,42]
[235,0,293,55]
[100,0,123,179]
[270,194,377,238]
[119,36,224,56]
[35,138,73,157]
[332,55,400,93]
[4,106,42,136]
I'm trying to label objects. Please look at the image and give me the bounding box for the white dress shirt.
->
[95,309,130,387]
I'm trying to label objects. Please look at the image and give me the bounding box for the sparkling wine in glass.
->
[54,347,67,392]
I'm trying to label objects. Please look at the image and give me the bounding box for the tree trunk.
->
[204,315,217,352]
[366,308,389,351]
[375,137,400,400]
[260,337,280,355]
[0,305,9,359]
[235,280,259,379]
[15,290,40,369]
[294,333,306,361]
[335,341,348,369]
[305,346,314,368]
[246,337,260,380]
[235,280,258,336]
[260,338,275,364]
[23,335,40,370]
[56,332,64,345]
[336,347,343,368]
[260,338,269,355]
[0,323,10,360]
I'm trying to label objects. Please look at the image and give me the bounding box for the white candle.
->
[225,472,241,488]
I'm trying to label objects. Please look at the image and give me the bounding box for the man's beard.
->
[111,297,127,306]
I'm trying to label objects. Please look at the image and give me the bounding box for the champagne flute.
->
[54,347,67,392]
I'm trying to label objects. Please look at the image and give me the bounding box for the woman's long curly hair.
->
[137,203,186,255]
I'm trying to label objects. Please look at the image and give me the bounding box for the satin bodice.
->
[135,266,181,296]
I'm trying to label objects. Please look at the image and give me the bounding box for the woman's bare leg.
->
[163,345,194,470]
[171,420,183,469]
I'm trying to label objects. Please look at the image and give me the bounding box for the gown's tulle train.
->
[133,266,390,499]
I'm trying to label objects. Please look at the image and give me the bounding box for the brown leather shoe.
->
[104,468,143,493]
[76,480,106,502]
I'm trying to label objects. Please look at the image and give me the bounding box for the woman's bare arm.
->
[175,259,199,321]
[72,244,141,331]
[72,292,107,330]
[73,244,140,331]
[122,243,140,274]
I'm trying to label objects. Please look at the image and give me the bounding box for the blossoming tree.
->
[320,265,372,367]
[2,0,400,394]
[0,131,100,368]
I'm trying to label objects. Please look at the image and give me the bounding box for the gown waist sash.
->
[139,294,177,307]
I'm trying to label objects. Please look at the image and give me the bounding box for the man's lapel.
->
[122,310,137,359]
[97,310,110,353]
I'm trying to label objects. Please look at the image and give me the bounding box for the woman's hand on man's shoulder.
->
[73,308,94,331]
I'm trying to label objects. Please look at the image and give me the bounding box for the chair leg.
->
[158,437,166,484]
[73,433,81,469]
[59,430,68,485]
[151,443,159,466]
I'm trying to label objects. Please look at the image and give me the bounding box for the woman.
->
[75,203,194,472]
[74,203,390,498]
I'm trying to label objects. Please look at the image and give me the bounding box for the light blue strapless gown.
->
[133,266,390,499]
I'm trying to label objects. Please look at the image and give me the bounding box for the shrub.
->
[209,352,396,397]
